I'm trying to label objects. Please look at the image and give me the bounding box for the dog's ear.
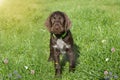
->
[64,13,72,31]
[45,15,51,32]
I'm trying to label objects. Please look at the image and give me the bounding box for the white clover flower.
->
[24,66,28,70]
[111,47,115,53]
[3,58,8,64]
[105,58,109,62]
[102,39,106,43]
[30,70,35,75]
[104,70,108,75]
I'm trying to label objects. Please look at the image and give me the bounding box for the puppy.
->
[45,11,75,76]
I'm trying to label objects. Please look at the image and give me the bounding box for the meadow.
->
[0,0,120,80]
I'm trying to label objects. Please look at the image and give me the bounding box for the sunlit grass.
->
[0,0,120,80]
[0,0,4,6]
[0,0,3,3]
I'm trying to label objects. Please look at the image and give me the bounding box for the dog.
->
[45,11,75,76]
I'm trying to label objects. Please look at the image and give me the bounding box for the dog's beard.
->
[51,23,64,34]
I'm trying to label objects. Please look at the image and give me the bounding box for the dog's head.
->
[45,11,71,34]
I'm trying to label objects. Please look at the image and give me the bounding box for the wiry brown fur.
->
[45,11,71,34]
[45,11,75,77]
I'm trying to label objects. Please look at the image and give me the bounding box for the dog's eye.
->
[59,17,61,19]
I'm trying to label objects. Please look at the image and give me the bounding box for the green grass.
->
[0,0,120,80]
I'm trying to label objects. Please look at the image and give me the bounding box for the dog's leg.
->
[53,50,61,77]
[48,36,54,61]
[67,48,75,72]
[48,46,54,61]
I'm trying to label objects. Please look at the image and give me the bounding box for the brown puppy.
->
[45,11,75,76]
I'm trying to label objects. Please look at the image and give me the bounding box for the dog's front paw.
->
[55,74,62,78]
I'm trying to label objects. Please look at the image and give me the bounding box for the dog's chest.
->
[53,39,70,54]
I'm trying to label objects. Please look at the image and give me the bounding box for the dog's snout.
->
[55,26,59,30]
[55,20,60,22]
[54,23,60,27]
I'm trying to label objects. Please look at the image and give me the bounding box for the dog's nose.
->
[55,27,59,30]
[55,24,59,30]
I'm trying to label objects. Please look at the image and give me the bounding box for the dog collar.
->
[53,32,67,39]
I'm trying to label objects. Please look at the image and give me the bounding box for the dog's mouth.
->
[51,24,64,34]
[51,29,62,34]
